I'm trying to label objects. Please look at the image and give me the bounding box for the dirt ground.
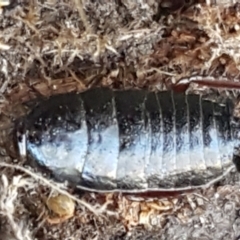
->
[1,0,240,239]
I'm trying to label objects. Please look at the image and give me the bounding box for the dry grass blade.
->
[0,162,117,218]
[0,174,32,240]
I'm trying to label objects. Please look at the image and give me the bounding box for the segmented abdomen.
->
[19,88,237,192]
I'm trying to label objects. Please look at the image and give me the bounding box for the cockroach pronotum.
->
[14,77,240,193]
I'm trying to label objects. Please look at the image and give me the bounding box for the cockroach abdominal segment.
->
[14,88,240,193]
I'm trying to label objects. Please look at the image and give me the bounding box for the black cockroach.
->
[14,77,240,193]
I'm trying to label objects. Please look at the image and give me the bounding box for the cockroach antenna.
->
[175,76,240,91]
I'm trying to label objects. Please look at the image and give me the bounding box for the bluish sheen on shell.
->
[16,88,240,192]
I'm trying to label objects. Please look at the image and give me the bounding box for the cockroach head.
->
[14,118,27,158]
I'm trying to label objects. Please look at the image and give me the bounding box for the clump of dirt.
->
[1,0,240,239]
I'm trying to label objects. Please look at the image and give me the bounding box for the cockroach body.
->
[15,86,240,193]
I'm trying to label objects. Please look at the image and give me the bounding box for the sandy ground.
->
[1,0,240,239]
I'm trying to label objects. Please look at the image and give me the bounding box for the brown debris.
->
[45,194,76,225]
